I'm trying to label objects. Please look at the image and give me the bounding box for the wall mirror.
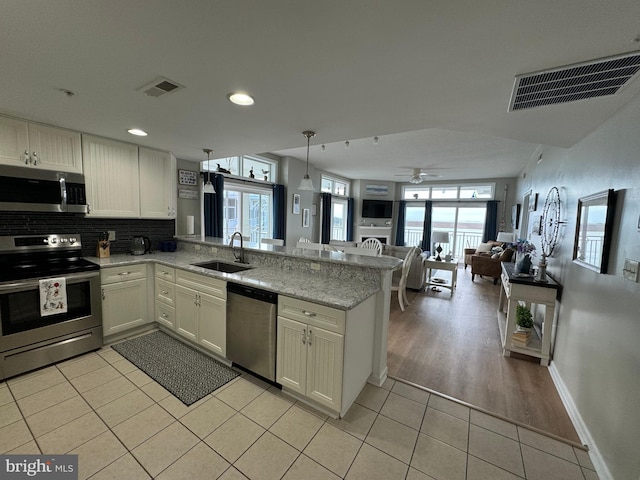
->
[573,189,616,273]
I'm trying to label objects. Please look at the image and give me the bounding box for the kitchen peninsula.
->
[91,236,401,418]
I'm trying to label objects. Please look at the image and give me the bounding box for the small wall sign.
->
[178,188,198,199]
[179,169,198,186]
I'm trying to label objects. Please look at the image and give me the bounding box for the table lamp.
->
[496,232,514,245]
[432,232,450,261]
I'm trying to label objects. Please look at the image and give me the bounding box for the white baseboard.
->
[548,361,613,480]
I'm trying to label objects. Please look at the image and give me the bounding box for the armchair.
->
[470,248,514,284]
[464,241,502,269]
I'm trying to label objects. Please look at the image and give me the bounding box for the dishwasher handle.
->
[227,282,278,304]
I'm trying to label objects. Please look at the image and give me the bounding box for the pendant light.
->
[298,131,316,191]
[203,149,215,193]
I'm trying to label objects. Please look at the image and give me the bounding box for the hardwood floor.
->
[387,265,581,443]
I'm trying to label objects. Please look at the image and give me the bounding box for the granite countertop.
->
[88,251,382,310]
[174,235,402,270]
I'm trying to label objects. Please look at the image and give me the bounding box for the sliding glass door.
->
[402,203,486,257]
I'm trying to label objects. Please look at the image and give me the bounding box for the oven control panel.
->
[1,234,82,252]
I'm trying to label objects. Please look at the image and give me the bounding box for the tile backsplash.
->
[0,212,175,256]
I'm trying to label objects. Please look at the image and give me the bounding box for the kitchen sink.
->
[191,261,252,273]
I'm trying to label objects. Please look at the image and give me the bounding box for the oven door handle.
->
[0,271,99,291]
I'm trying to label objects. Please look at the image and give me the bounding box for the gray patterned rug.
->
[112,331,239,405]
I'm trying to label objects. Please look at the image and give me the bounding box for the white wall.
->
[514,95,640,480]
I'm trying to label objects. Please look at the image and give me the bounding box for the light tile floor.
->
[0,345,599,480]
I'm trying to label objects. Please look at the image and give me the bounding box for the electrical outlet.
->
[194,244,201,251]
[623,259,639,282]
[108,230,116,241]
[210,247,217,254]
[310,262,321,271]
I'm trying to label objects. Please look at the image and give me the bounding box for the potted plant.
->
[515,304,533,331]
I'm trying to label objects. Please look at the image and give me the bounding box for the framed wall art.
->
[511,204,521,229]
[529,192,538,212]
[178,169,198,186]
[292,194,301,214]
[302,208,310,227]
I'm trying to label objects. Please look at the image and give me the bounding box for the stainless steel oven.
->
[0,234,102,380]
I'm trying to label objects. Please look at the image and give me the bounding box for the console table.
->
[498,263,561,366]
[423,256,458,295]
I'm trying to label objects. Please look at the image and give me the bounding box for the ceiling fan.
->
[394,168,441,184]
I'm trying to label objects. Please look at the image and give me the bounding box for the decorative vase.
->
[515,253,532,275]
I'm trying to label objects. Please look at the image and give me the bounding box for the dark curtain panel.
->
[346,197,355,242]
[204,174,224,238]
[395,200,407,246]
[320,192,332,244]
[420,200,433,252]
[483,200,499,242]
[273,184,286,240]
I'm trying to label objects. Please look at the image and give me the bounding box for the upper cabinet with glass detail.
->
[0,116,83,174]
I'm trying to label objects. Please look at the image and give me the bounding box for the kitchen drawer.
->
[278,295,345,334]
[155,265,175,282]
[101,264,147,285]
[155,301,175,330]
[175,269,226,299]
[155,278,175,306]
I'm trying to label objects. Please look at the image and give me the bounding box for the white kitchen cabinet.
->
[139,148,176,218]
[175,270,226,356]
[154,265,176,330]
[101,264,149,337]
[0,116,82,173]
[82,135,140,217]
[277,294,376,418]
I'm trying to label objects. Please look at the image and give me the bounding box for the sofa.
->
[383,244,428,291]
[470,248,514,284]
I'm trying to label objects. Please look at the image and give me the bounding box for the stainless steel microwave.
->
[0,165,88,213]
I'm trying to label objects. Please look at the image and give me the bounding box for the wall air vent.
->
[508,51,640,111]
[137,77,184,97]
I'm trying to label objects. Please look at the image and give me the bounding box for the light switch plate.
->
[623,259,639,282]
[108,230,116,241]
[310,262,321,271]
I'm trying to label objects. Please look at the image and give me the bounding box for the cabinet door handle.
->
[101,288,105,300]
[301,328,306,345]
[118,271,131,276]
[161,313,168,318]
[23,150,30,164]
[87,203,91,214]
[162,290,169,295]
[308,329,312,346]
[31,152,38,166]
[302,310,316,317]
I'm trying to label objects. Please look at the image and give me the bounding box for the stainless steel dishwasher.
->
[226,283,278,381]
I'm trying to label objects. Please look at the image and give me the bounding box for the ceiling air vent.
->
[137,77,184,97]
[508,51,640,111]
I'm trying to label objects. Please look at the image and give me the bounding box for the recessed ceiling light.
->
[127,128,148,136]
[228,92,255,106]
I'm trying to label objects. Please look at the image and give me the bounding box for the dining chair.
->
[323,244,340,252]
[296,241,324,250]
[298,237,311,243]
[391,246,419,311]
[359,237,383,256]
[343,246,379,257]
[261,238,284,246]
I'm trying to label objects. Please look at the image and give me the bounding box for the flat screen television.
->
[362,199,393,218]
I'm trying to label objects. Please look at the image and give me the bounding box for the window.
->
[204,155,277,182]
[432,205,487,257]
[321,175,350,196]
[331,197,348,241]
[402,184,494,200]
[222,182,272,246]
[321,175,351,241]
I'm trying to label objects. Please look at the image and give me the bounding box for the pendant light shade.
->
[203,148,215,193]
[298,131,316,191]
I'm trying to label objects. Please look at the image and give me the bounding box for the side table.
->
[422,256,458,295]
[498,262,561,365]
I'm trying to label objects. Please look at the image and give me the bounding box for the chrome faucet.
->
[230,231,246,264]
